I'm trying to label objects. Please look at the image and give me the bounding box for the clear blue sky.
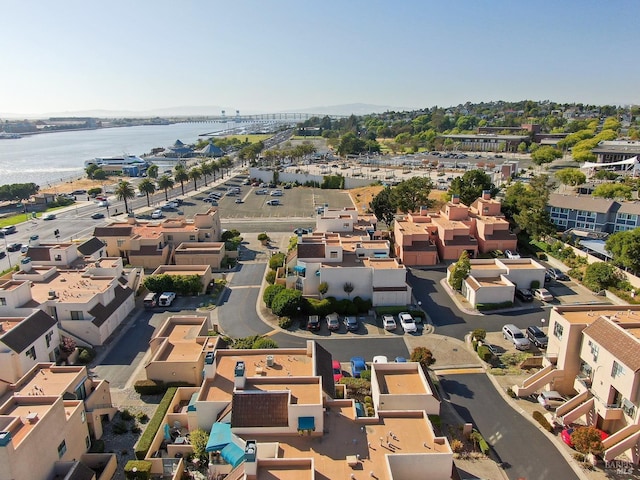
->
[2,0,639,115]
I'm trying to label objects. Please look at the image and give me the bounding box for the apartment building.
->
[0,255,135,346]
[289,232,411,305]
[513,305,640,464]
[315,206,377,234]
[547,193,640,233]
[140,341,452,480]
[591,141,640,165]
[93,207,222,269]
[0,363,117,480]
[394,192,516,266]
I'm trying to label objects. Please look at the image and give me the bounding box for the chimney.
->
[244,440,257,476]
[234,361,246,389]
[482,190,491,200]
[451,195,460,205]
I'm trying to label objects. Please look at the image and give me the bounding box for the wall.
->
[249,168,373,189]
[320,266,372,301]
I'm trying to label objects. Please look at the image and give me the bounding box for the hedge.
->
[532,411,554,432]
[476,301,513,311]
[477,345,493,362]
[134,379,165,395]
[124,460,152,479]
[134,387,177,460]
[263,284,285,308]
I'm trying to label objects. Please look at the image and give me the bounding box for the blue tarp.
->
[298,416,315,431]
[187,392,198,412]
[293,265,306,273]
[206,423,232,452]
[221,442,245,468]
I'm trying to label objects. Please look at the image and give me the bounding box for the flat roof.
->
[11,365,84,397]
[157,341,202,362]
[245,378,322,405]
[362,258,403,269]
[257,462,312,480]
[555,306,640,325]
[30,270,113,304]
[375,369,428,395]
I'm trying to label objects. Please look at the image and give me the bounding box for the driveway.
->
[440,373,580,480]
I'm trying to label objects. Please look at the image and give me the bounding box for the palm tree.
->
[189,167,202,191]
[138,178,156,207]
[146,164,159,180]
[114,180,135,215]
[157,175,174,201]
[174,166,188,195]
[211,161,220,182]
[200,161,213,187]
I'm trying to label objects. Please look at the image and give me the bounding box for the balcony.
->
[597,402,624,421]
[543,352,558,367]
[574,375,592,393]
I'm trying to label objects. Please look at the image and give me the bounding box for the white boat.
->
[84,154,148,168]
[0,132,22,139]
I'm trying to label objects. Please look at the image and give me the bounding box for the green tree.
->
[143,274,174,293]
[448,169,497,206]
[343,282,354,298]
[555,168,586,187]
[269,252,285,270]
[157,175,174,201]
[146,164,159,180]
[448,250,471,291]
[606,229,640,274]
[370,187,396,225]
[517,141,528,153]
[592,183,633,200]
[271,289,304,317]
[530,146,563,165]
[389,177,433,213]
[570,426,605,455]
[263,284,285,308]
[85,164,100,179]
[189,429,209,461]
[188,167,202,191]
[114,180,135,215]
[174,166,188,195]
[593,169,618,181]
[336,132,368,156]
[138,178,156,207]
[410,346,436,369]
[582,262,623,292]
[318,282,328,298]
[200,161,213,187]
[253,338,278,349]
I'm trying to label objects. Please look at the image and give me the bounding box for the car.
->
[350,356,367,378]
[538,390,568,410]
[97,200,109,207]
[373,355,388,364]
[0,251,5,259]
[136,191,145,197]
[547,268,569,281]
[515,288,533,302]
[561,427,608,449]
[7,243,22,252]
[151,210,163,219]
[266,199,280,206]
[485,344,500,357]
[255,189,268,195]
[161,202,178,211]
[398,312,417,333]
[20,245,29,254]
[306,315,320,332]
[326,313,340,331]
[293,228,311,235]
[210,201,219,206]
[534,288,554,302]
[91,212,105,219]
[270,190,283,196]
[382,314,397,331]
[225,191,237,197]
[158,292,176,307]
[1,226,16,235]
[505,250,521,259]
[502,324,530,350]
[234,198,244,204]
[203,197,214,203]
[544,272,552,283]
[526,325,548,348]
[42,213,56,220]
[332,360,343,383]
[394,356,407,363]
[283,184,292,189]
[251,182,260,187]
[344,316,359,332]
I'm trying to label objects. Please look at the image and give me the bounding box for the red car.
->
[561,427,608,448]
[332,360,343,383]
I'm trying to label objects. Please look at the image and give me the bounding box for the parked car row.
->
[306,312,422,335]
[501,324,549,351]
[346,355,408,379]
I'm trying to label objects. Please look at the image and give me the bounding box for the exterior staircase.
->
[555,390,592,418]
[558,397,595,426]
[602,424,640,464]
[512,365,564,397]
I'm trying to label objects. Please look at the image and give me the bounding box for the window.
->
[45,331,54,348]
[57,440,67,458]
[116,239,125,247]
[0,297,6,306]
[612,361,625,378]
[589,341,599,362]
[26,346,36,360]
[85,436,91,449]
[329,251,338,259]
[553,321,563,340]
[343,223,350,228]
[70,311,84,321]
[189,235,196,241]
[167,235,173,242]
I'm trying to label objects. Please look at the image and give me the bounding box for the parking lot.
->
[295,313,428,338]
[140,175,355,221]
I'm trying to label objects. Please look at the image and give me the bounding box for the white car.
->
[270,190,283,196]
[42,213,56,220]
[158,292,176,307]
[398,312,417,333]
[373,355,388,364]
[538,390,567,410]
[382,315,397,331]
[534,288,554,302]
[505,250,521,259]
[151,210,163,219]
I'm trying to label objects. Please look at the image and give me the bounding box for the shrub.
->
[530,280,540,290]
[120,409,134,421]
[471,329,486,341]
[568,268,584,282]
[506,387,516,398]
[257,233,270,242]
[477,345,492,362]
[364,395,373,404]
[278,316,293,329]
[271,289,303,317]
[131,425,142,434]
[263,284,285,308]
[532,411,554,433]
[583,262,624,292]
[136,412,149,424]
[471,339,478,351]
[353,296,372,313]
[305,297,334,317]
[89,439,105,453]
[476,301,513,311]
[265,270,276,284]
[268,252,285,270]
[410,346,436,368]
[133,379,165,395]
[113,421,128,435]
[252,337,278,349]
[360,370,371,381]
[124,460,152,479]
[570,426,605,454]
[135,388,177,460]
[77,347,96,364]
[450,439,464,453]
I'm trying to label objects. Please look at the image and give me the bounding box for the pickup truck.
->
[158,292,176,307]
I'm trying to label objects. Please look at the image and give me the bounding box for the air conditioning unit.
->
[48,290,57,300]
[266,355,274,367]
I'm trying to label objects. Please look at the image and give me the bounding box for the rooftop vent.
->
[47,290,57,300]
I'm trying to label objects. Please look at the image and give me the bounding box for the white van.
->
[158,292,176,307]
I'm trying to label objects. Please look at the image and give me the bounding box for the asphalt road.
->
[440,373,580,480]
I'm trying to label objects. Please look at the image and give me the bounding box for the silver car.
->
[538,390,567,410]
[502,324,530,350]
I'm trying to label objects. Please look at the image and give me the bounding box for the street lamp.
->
[0,233,11,269]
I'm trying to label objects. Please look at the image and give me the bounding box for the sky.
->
[1,0,639,116]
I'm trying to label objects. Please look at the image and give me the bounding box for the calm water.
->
[0,122,230,187]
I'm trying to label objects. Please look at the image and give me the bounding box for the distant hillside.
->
[290,103,407,116]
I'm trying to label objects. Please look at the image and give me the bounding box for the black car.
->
[0,251,5,259]
[546,268,569,281]
[526,325,549,348]
[515,288,533,302]
[91,212,105,219]
[7,243,22,252]
[344,316,359,332]
[306,315,321,332]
